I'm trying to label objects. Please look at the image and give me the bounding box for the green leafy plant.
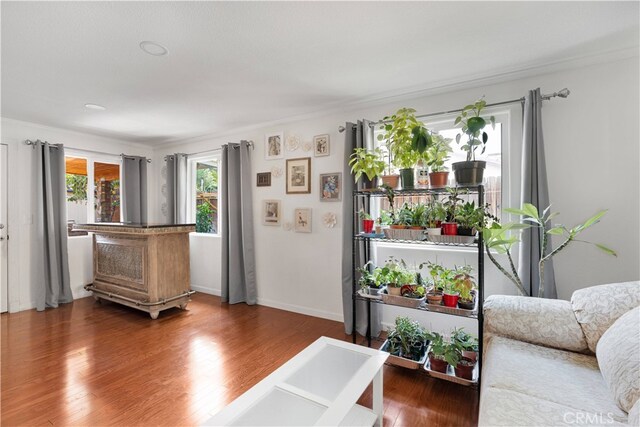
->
[196,202,214,233]
[358,209,372,220]
[349,148,386,182]
[387,317,428,360]
[395,203,413,226]
[454,201,490,230]
[425,200,447,228]
[424,133,453,172]
[410,203,427,227]
[483,203,616,297]
[377,108,427,170]
[383,256,416,288]
[454,97,495,161]
[453,266,475,301]
[451,328,479,353]
[426,331,461,366]
[378,209,393,226]
[426,261,456,291]
[443,187,467,222]
[66,174,88,203]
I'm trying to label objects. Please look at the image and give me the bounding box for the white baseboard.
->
[256,297,343,323]
[191,284,221,296]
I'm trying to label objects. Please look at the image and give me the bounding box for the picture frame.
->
[262,200,281,226]
[256,172,271,187]
[294,208,312,233]
[319,172,342,202]
[265,132,284,160]
[313,134,330,157]
[286,157,311,194]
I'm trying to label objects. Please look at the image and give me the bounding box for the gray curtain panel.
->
[341,120,382,337]
[221,141,257,305]
[519,88,557,298]
[121,155,148,223]
[34,141,72,311]
[166,153,189,224]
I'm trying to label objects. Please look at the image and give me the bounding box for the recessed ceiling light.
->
[85,103,106,111]
[139,41,169,56]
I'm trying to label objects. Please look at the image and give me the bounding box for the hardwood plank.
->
[1,294,478,426]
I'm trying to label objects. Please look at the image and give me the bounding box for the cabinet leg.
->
[149,310,160,320]
[179,302,188,310]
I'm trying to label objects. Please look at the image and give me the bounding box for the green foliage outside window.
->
[196,166,217,193]
[66,174,88,202]
[196,203,214,233]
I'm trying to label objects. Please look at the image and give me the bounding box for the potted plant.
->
[358,209,374,234]
[384,257,415,296]
[454,201,483,236]
[453,97,495,186]
[378,108,427,190]
[451,328,479,362]
[454,266,476,310]
[357,261,384,296]
[441,187,466,235]
[425,331,460,373]
[426,261,454,305]
[425,133,452,188]
[390,203,412,230]
[376,210,393,234]
[349,147,386,190]
[425,200,446,236]
[442,279,460,308]
[385,317,428,361]
[409,203,426,230]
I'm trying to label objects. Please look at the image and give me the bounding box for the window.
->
[373,111,506,220]
[188,157,219,234]
[65,153,120,235]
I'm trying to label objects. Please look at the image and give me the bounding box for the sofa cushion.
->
[597,307,640,413]
[484,295,589,353]
[572,281,640,353]
[629,400,640,427]
[479,387,627,427]
[482,335,627,423]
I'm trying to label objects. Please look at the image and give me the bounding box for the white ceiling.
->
[2,1,638,145]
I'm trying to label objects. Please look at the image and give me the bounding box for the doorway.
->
[0,144,7,313]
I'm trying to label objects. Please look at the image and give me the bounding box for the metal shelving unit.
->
[351,185,485,387]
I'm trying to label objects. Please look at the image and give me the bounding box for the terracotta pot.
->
[390,224,407,229]
[428,354,448,373]
[387,286,402,296]
[409,226,424,230]
[380,174,400,189]
[441,222,458,235]
[443,292,459,308]
[462,350,478,362]
[454,357,476,380]
[362,219,374,234]
[426,291,443,305]
[429,171,449,188]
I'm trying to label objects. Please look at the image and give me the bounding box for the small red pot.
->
[443,292,459,308]
[362,219,374,234]
[441,222,458,235]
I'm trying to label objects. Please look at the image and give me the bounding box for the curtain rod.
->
[163,140,254,161]
[337,88,570,132]
[23,139,152,162]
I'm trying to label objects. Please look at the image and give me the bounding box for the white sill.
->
[190,232,221,238]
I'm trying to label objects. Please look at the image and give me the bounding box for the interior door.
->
[0,144,7,313]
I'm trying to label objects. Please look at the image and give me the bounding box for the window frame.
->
[187,153,221,236]
[65,149,122,230]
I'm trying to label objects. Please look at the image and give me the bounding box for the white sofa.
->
[479,281,640,427]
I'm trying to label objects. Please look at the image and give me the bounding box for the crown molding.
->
[152,45,638,150]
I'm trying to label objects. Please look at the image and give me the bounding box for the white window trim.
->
[187,152,221,235]
[65,149,121,226]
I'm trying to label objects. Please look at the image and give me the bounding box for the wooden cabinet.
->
[75,223,196,319]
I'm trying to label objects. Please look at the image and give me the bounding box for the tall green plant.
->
[483,203,616,297]
[454,97,495,161]
[66,174,88,202]
[378,108,430,170]
[424,133,452,172]
[349,148,386,182]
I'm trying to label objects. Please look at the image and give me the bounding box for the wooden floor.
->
[1,294,478,426]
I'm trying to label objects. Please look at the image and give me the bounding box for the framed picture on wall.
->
[265,132,284,160]
[286,157,311,194]
[263,200,281,226]
[313,134,330,157]
[319,172,341,202]
[256,172,271,187]
[294,208,312,233]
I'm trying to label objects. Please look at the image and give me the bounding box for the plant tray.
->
[423,351,479,386]
[381,292,425,308]
[425,296,478,316]
[356,289,382,300]
[425,235,475,244]
[383,228,425,241]
[380,340,428,370]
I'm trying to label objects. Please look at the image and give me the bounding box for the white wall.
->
[0,118,153,312]
[151,55,639,326]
